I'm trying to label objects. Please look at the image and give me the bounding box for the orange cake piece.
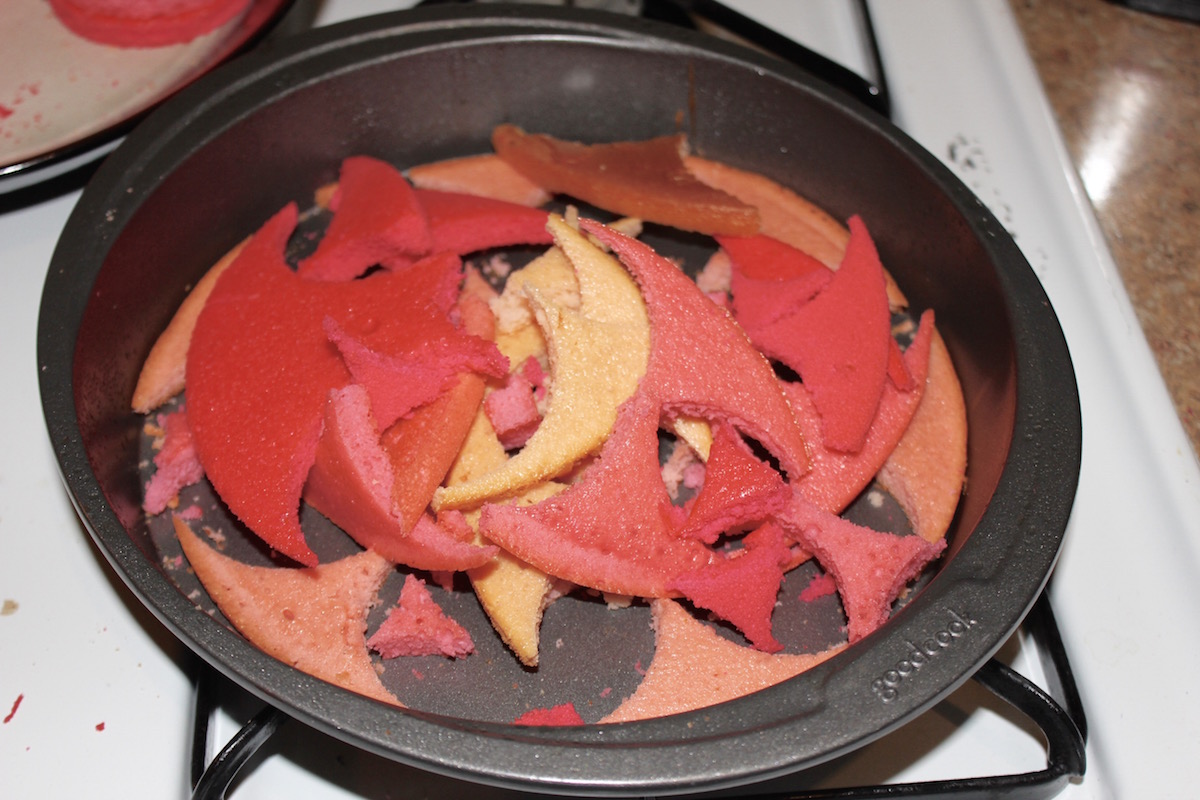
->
[492,125,759,236]
[684,155,847,269]
[407,153,552,207]
[172,516,399,706]
[600,599,844,723]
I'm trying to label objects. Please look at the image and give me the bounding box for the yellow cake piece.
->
[433,215,650,511]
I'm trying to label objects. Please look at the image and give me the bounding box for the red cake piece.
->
[49,0,250,48]
[492,126,759,236]
[483,368,542,450]
[143,408,205,515]
[304,385,497,571]
[720,233,832,329]
[186,205,501,566]
[368,575,474,659]
[578,219,810,482]
[416,189,553,256]
[668,522,791,653]
[513,702,586,726]
[789,311,935,513]
[478,392,714,598]
[297,156,432,282]
[675,422,790,545]
[775,494,946,642]
[741,216,892,454]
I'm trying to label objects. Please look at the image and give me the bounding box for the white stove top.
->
[4,2,1199,798]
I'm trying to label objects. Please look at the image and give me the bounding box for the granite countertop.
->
[1010,0,1200,457]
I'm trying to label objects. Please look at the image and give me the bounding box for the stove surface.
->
[3,2,1198,798]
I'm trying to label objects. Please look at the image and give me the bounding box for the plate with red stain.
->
[0,0,295,194]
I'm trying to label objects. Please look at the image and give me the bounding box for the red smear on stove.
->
[578,219,810,481]
[512,702,586,726]
[492,125,759,236]
[143,408,204,515]
[789,311,935,513]
[675,423,789,545]
[4,693,22,724]
[303,384,497,571]
[48,0,251,48]
[416,189,553,255]
[740,216,892,453]
[479,392,713,598]
[298,156,432,282]
[776,494,946,642]
[668,522,791,652]
[186,204,500,566]
[367,576,474,659]
[95,722,105,732]
[720,233,832,328]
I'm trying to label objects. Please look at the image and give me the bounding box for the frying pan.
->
[37,5,1081,796]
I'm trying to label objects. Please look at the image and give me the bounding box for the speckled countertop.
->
[1010,0,1200,456]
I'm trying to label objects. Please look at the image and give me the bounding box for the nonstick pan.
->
[38,5,1081,796]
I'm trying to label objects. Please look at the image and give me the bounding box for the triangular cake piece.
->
[600,599,843,723]
[172,516,399,706]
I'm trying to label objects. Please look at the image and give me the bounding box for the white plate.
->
[0,0,293,193]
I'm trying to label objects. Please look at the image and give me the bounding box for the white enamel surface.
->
[3,1,1196,797]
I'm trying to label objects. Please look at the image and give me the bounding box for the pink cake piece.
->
[143,408,204,515]
[512,702,586,726]
[297,156,433,282]
[304,384,498,572]
[675,422,789,545]
[740,216,893,454]
[668,522,791,653]
[775,494,946,642]
[368,575,474,659]
[479,391,714,598]
[578,219,810,483]
[483,368,542,450]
